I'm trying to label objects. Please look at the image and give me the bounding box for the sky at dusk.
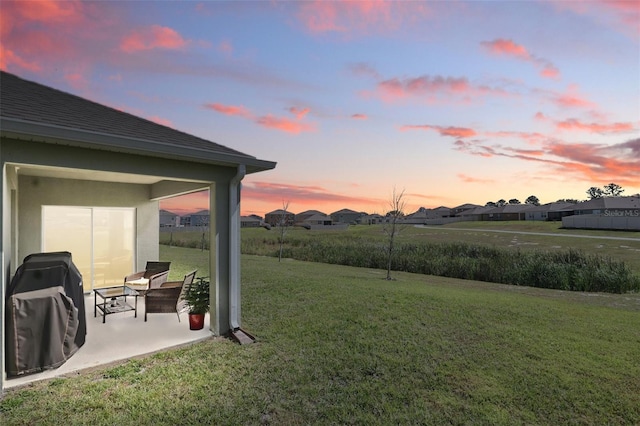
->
[2,0,639,216]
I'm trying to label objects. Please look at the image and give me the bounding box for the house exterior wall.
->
[160,211,179,227]
[526,211,547,221]
[331,211,363,224]
[265,211,294,226]
[17,175,158,271]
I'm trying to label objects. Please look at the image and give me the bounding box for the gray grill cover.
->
[5,252,86,377]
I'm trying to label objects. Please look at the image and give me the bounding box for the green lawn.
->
[2,251,639,424]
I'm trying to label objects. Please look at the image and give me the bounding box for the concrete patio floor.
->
[4,293,212,389]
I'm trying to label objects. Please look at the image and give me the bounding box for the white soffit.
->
[13,164,205,186]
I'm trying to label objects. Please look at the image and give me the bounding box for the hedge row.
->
[268,240,639,294]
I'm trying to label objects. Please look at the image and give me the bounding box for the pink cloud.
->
[120,25,187,53]
[457,174,495,184]
[481,38,561,79]
[454,139,497,158]
[243,181,381,208]
[204,102,252,118]
[554,0,639,38]
[256,115,315,134]
[401,124,477,138]
[378,75,469,100]
[148,116,174,127]
[556,118,634,134]
[348,62,381,79]
[481,38,530,58]
[485,131,546,144]
[0,48,41,72]
[64,72,89,91]
[296,1,429,35]
[454,134,640,187]
[0,0,86,73]
[370,73,508,104]
[288,107,310,119]
[3,0,83,23]
[553,93,594,109]
[218,39,233,54]
[351,114,368,120]
[544,138,640,183]
[206,102,316,134]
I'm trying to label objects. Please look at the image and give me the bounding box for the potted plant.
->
[184,276,210,330]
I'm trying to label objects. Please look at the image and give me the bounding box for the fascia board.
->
[1,117,276,174]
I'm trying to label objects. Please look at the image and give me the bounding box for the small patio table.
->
[94,285,139,323]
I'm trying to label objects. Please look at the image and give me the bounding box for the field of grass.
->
[237,222,640,275]
[2,251,639,424]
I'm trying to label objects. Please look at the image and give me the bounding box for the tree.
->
[525,195,540,206]
[383,187,406,281]
[485,201,497,207]
[602,182,624,197]
[586,186,603,200]
[277,200,290,262]
[508,198,521,205]
[497,199,506,207]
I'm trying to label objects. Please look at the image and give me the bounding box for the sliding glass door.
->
[42,206,135,290]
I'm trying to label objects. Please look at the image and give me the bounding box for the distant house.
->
[561,196,640,230]
[180,215,191,227]
[481,204,534,221]
[299,212,333,227]
[432,206,453,218]
[361,213,384,225]
[331,208,365,224]
[561,196,640,216]
[404,208,445,224]
[451,203,480,216]
[525,202,575,221]
[265,209,295,226]
[190,209,210,227]
[159,209,180,227]
[455,205,492,220]
[294,210,327,224]
[240,215,262,228]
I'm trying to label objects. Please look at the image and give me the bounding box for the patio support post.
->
[210,180,230,335]
[1,161,5,390]
[228,165,245,331]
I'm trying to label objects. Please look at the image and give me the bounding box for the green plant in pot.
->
[184,276,210,330]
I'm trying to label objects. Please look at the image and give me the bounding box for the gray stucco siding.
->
[17,175,158,271]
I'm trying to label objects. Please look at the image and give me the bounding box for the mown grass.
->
[2,252,639,424]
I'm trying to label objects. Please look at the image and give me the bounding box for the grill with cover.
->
[5,252,86,377]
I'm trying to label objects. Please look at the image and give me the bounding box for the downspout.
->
[228,164,244,332]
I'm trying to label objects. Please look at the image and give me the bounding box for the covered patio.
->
[0,71,276,390]
[4,294,211,389]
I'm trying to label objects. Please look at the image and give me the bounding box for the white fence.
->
[562,215,640,231]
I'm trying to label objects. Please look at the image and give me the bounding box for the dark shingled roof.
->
[0,71,274,171]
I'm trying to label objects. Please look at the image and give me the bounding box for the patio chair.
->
[124,261,171,292]
[144,270,196,322]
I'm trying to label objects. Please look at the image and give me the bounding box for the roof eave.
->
[1,117,276,174]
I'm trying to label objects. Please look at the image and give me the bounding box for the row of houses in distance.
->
[161,195,640,231]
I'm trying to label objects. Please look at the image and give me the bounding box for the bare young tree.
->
[278,200,290,262]
[383,187,406,281]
